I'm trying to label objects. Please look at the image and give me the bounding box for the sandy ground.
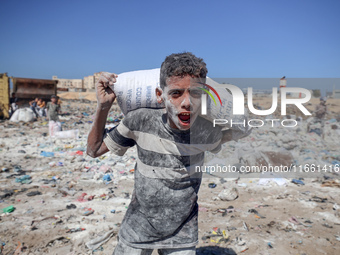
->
[58,92,97,102]
[1,96,340,255]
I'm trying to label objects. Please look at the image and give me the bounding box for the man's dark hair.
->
[160,52,208,89]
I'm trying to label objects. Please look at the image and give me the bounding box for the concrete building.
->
[52,76,83,91]
[53,72,103,92]
[83,75,95,91]
[94,72,101,86]
[333,89,340,99]
[83,72,102,91]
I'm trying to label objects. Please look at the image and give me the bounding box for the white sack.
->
[49,121,62,137]
[9,108,35,122]
[110,68,249,133]
[54,129,79,139]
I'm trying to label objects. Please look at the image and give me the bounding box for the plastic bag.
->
[54,129,79,139]
[110,68,248,132]
[2,205,15,213]
[49,121,62,137]
[109,68,163,115]
[9,108,35,122]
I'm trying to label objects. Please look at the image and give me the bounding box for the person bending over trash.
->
[87,52,249,255]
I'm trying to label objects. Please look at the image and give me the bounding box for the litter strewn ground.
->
[1,96,340,255]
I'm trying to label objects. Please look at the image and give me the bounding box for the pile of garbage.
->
[0,100,339,254]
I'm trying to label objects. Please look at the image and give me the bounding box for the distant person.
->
[47,95,62,136]
[9,92,18,116]
[29,97,39,117]
[36,98,46,117]
[308,97,327,137]
[46,95,60,121]
[315,97,327,120]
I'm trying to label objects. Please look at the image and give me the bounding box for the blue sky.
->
[0,0,339,86]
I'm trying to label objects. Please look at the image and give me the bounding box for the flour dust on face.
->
[156,75,203,131]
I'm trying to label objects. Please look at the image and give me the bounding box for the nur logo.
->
[199,82,312,116]
[198,83,223,115]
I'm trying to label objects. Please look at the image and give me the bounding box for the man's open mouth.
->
[178,113,191,125]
